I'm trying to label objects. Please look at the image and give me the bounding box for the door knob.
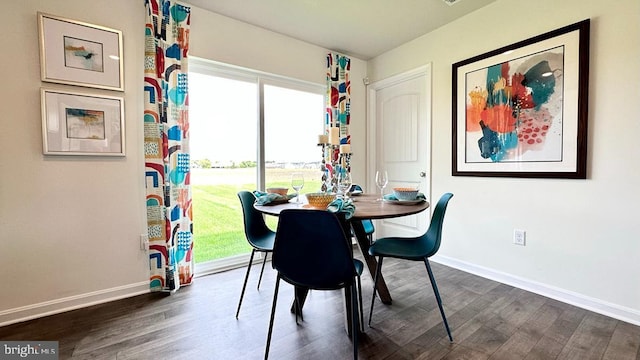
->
[419,172,426,178]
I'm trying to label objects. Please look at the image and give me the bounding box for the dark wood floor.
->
[2,257,639,359]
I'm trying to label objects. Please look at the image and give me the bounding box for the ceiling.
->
[181,0,496,60]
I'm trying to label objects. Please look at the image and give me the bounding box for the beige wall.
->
[1,0,149,324]
[0,1,367,325]
[369,0,640,323]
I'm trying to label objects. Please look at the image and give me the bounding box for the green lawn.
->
[192,168,321,263]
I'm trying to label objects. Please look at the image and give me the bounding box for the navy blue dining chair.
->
[236,191,276,319]
[264,209,363,360]
[368,193,454,342]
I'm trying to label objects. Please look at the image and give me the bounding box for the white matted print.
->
[41,89,125,156]
[38,13,123,91]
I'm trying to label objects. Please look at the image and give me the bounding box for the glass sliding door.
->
[189,70,258,268]
[189,58,325,273]
[263,83,324,197]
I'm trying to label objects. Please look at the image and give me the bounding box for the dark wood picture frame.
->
[452,20,590,179]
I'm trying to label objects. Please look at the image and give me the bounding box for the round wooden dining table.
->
[254,193,430,305]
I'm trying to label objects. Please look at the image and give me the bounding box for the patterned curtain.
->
[144,0,193,292]
[326,53,351,143]
[324,53,351,173]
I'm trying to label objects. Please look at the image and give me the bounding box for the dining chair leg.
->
[368,256,384,326]
[350,281,359,360]
[236,249,256,319]
[265,275,281,360]
[356,275,364,333]
[424,258,453,342]
[257,253,268,290]
[294,292,304,324]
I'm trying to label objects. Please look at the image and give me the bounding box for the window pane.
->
[264,85,324,194]
[190,72,258,263]
[188,59,326,269]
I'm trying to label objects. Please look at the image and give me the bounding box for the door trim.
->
[366,64,432,202]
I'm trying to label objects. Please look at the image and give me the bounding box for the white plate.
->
[383,198,425,205]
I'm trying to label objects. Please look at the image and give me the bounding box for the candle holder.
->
[339,152,352,172]
[318,142,330,192]
[318,127,351,193]
[319,149,352,194]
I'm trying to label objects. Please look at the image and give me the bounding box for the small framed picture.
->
[41,88,125,156]
[38,13,124,91]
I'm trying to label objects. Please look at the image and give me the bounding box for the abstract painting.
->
[66,108,105,140]
[63,36,104,72]
[452,20,589,179]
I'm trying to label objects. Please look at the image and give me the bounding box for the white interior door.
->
[367,65,432,239]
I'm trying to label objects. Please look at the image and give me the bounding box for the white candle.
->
[339,144,351,154]
[318,134,328,144]
[329,127,339,145]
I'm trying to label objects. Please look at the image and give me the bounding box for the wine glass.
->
[375,170,388,201]
[291,172,304,203]
[337,170,352,199]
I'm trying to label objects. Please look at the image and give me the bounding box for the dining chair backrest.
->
[361,219,375,236]
[350,184,375,238]
[237,191,273,246]
[419,192,454,258]
[273,209,356,290]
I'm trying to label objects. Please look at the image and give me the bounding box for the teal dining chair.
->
[265,209,363,360]
[367,193,454,342]
[236,191,276,319]
[361,219,375,243]
[350,184,376,244]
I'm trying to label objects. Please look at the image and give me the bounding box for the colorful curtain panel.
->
[325,53,351,170]
[326,53,351,143]
[144,0,193,292]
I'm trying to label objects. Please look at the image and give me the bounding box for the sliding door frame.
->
[189,57,325,275]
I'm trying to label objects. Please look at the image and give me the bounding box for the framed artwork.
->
[452,19,590,179]
[38,12,124,91]
[41,89,125,156]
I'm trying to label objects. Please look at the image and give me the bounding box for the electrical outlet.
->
[513,229,526,246]
[140,234,149,250]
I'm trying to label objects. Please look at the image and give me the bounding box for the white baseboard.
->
[431,254,640,326]
[0,281,150,327]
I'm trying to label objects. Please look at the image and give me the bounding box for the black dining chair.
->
[265,209,363,360]
[368,193,454,342]
[236,191,276,319]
